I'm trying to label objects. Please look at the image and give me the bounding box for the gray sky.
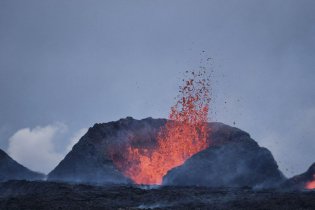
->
[0,0,314,175]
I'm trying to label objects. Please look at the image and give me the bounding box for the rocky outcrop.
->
[48,117,166,184]
[0,149,44,182]
[162,123,286,188]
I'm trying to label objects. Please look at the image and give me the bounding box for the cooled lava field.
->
[0,180,314,210]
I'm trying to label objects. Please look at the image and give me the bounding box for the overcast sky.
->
[0,0,314,175]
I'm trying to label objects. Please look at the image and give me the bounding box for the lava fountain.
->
[112,70,211,185]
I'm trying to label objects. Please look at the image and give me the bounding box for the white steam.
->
[7,123,87,174]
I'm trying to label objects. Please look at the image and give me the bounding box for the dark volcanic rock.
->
[284,163,315,190]
[0,180,315,210]
[163,123,285,188]
[48,117,166,184]
[0,149,44,181]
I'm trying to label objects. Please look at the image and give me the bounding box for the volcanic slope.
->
[283,163,315,190]
[0,149,44,181]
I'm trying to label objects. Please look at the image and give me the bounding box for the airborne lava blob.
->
[113,71,211,185]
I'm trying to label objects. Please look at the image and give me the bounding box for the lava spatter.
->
[112,71,211,185]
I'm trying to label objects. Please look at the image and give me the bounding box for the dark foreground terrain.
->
[0,180,314,210]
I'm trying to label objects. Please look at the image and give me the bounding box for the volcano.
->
[48,117,285,188]
[48,71,285,187]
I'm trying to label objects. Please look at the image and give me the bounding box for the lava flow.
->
[112,71,211,185]
[305,175,315,190]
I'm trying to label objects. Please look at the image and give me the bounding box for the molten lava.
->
[112,71,211,185]
[305,175,315,190]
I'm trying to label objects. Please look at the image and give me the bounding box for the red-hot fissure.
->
[111,71,211,185]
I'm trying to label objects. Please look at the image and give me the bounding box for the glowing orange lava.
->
[112,71,211,185]
[305,175,315,190]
